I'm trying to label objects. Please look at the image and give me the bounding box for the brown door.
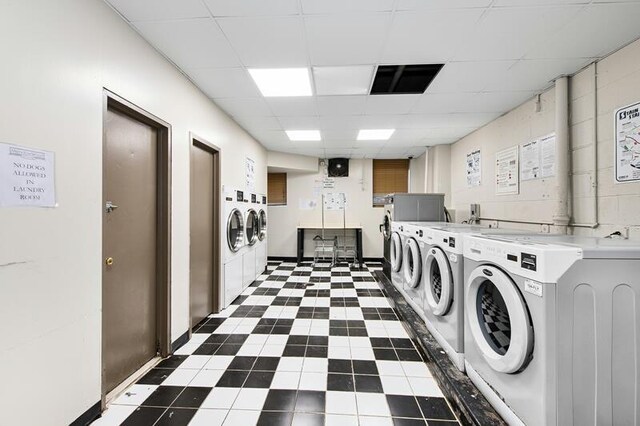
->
[190,141,218,327]
[103,107,158,393]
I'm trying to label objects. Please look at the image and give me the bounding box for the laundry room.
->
[1,1,640,426]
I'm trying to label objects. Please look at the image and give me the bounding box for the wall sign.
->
[615,101,640,183]
[520,133,556,181]
[495,146,519,195]
[245,157,255,192]
[466,149,481,187]
[0,142,56,207]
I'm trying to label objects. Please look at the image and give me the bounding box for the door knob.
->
[106,201,119,213]
[105,257,114,266]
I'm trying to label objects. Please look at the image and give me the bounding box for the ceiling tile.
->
[365,94,421,115]
[400,113,499,129]
[106,0,209,21]
[322,129,360,140]
[301,0,394,14]
[305,14,392,65]
[186,68,261,98]
[218,16,307,67]
[396,0,492,10]
[426,61,517,93]
[319,116,363,130]
[203,0,299,17]
[234,115,282,131]
[248,130,290,144]
[526,3,640,60]
[484,57,592,91]
[412,91,535,114]
[453,5,583,61]
[213,97,273,117]
[134,18,239,69]
[492,0,589,6]
[317,96,367,115]
[324,148,354,157]
[381,9,484,64]
[417,127,479,139]
[266,98,319,116]
[278,116,321,129]
[313,66,374,96]
[360,114,408,128]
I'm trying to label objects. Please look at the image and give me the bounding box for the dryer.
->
[389,221,408,291]
[242,193,259,289]
[223,188,246,307]
[463,234,640,426]
[255,194,267,276]
[399,222,428,316]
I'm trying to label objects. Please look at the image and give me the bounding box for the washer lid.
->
[424,246,453,316]
[466,265,534,374]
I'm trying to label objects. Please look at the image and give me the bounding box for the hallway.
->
[94,261,458,426]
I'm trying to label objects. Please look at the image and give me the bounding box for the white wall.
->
[268,151,318,173]
[447,38,640,238]
[409,153,426,192]
[268,158,385,259]
[0,0,266,424]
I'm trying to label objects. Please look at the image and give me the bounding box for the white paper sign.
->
[495,146,519,195]
[520,139,541,181]
[323,177,335,189]
[299,198,318,210]
[245,157,255,192]
[614,102,640,183]
[466,149,481,187]
[324,192,346,211]
[0,142,56,207]
[540,133,556,178]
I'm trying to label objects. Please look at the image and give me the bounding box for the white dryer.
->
[463,234,640,426]
[399,222,431,316]
[223,188,246,307]
[389,221,409,291]
[255,194,268,276]
[242,193,259,289]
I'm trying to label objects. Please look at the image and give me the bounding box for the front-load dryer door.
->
[403,238,422,288]
[390,231,402,272]
[466,265,534,374]
[227,208,244,252]
[258,210,267,241]
[382,213,391,240]
[424,247,453,316]
[246,209,258,246]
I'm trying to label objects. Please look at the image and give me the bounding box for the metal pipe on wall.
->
[553,76,571,233]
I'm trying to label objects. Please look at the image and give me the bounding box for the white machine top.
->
[464,233,640,283]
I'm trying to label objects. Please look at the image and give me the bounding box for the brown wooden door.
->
[103,108,158,393]
[190,142,217,327]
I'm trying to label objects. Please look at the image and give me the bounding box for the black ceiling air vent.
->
[370,64,444,95]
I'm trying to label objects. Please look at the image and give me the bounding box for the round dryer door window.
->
[390,232,402,272]
[424,247,453,316]
[246,209,258,246]
[403,238,422,288]
[258,210,267,241]
[227,208,244,252]
[382,213,391,240]
[466,265,534,374]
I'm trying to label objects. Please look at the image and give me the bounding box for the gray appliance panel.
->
[385,193,445,222]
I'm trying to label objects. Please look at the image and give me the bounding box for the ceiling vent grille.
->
[370,64,444,95]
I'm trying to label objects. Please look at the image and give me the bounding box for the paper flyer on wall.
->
[0,142,56,207]
[495,146,519,195]
[245,157,255,192]
[466,149,481,187]
[324,192,346,210]
[540,134,556,178]
[520,133,556,181]
[614,101,640,183]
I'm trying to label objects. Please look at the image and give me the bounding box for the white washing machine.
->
[223,188,246,307]
[255,194,267,276]
[399,222,433,316]
[242,193,259,289]
[463,233,640,426]
[390,221,409,291]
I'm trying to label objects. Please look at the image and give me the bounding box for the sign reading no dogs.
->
[0,142,56,207]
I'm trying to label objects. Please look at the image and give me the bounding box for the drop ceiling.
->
[105,0,640,159]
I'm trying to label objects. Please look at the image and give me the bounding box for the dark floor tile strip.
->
[373,271,506,426]
[172,329,190,352]
[69,400,101,426]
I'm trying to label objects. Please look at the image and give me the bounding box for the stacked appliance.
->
[462,233,640,425]
[381,193,445,278]
[223,188,246,307]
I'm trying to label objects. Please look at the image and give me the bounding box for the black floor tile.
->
[386,395,423,418]
[307,336,328,346]
[393,418,427,426]
[295,390,325,413]
[416,397,457,420]
[253,356,281,371]
[205,334,230,344]
[370,337,393,348]
[216,370,249,387]
[171,387,211,408]
[283,345,306,357]
[287,335,308,345]
[374,348,399,361]
[258,411,294,426]
[327,373,354,392]
[263,389,297,411]
[141,386,184,407]
[244,371,275,388]
[328,359,352,374]
[215,344,243,355]
[136,368,171,385]
[305,346,328,358]
[156,356,188,369]
[228,356,257,370]
[352,360,378,375]
[193,343,220,355]
[155,408,197,425]
[391,338,415,349]
[292,412,324,426]
[354,374,383,393]
[121,406,165,426]
[396,349,422,362]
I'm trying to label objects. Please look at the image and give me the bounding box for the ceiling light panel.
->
[286,130,322,141]
[358,129,396,140]
[248,68,313,97]
[313,66,374,96]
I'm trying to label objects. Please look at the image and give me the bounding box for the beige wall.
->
[447,38,640,238]
[0,0,266,424]
[409,153,427,192]
[268,151,318,173]
[268,158,385,259]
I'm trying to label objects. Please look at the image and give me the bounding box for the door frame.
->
[101,90,172,406]
[189,133,221,330]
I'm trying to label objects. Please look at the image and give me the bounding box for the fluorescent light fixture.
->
[248,68,312,97]
[286,130,321,141]
[357,129,395,140]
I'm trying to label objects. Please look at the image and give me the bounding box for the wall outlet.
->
[487,220,499,228]
[541,224,550,233]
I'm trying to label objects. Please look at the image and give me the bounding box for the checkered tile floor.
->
[93,261,459,426]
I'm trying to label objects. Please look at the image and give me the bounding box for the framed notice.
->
[614,102,640,183]
[466,149,481,187]
[495,146,519,195]
[0,142,56,207]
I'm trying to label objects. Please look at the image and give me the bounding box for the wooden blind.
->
[373,159,409,203]
[267,173,287,205]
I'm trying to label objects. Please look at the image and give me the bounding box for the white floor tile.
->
[350,346,375,360]
[401,361,432,378]
[223,409,260,426]
[329,336,350,347]
[188,409,228,426]
[266,335,289,345]
[408,376,444,397]
[271,371,301,389]
[358,415,394,426]
[110,384,158,406]
[328,345,351,359]
[380,375,413,395]
[355,393,391,417]
[349,336,371,348]
[177,355,210,370]
[376,360,405,377]
[189,369,225,387]
[260,344,285,357]
[91,404,137,425]
[162,368,198,386]
[326,414,359,425]
[204,356,234,370]
[277,357,304,372]
[201,387,240,409]
[232,388,269,410]
[244,334,269,346]
[303,358,328,373]
[299,371,327,390]
[173,343,199,355]
[326,391,358,415]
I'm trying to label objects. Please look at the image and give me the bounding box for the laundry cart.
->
[336,229,358,267]
[313,234,337,265]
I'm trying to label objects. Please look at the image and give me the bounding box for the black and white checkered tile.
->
[94,261,459,426]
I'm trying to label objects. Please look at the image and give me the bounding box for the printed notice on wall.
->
[614,101,640,183]
[324,192,346,211]
[245,157,255,192]
[495,146,519,195]
[520,133,556,180]
[466,149,481,187]
[0,142,55,207]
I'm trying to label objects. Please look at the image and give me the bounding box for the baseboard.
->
[268,256,384,263]
[363,257,384,263]
[69,401,101,426]
[171,330,190,352]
